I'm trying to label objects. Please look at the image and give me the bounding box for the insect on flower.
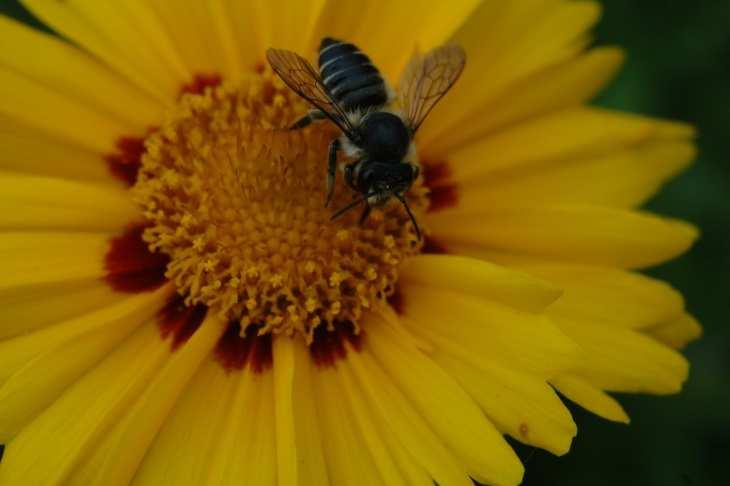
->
[266,37,466,240]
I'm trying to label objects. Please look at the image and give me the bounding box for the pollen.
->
[134,73,428,343]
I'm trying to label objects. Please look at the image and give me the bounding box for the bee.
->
[266,37,466,240]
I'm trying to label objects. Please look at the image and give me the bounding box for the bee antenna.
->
[395,194,421,241]
[330,194,368,221]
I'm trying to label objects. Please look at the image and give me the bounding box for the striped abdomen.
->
[318,37,388,112]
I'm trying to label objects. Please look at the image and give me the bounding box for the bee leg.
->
[289,109,326,130]
[325,139,341,207]
[358,204,372,225]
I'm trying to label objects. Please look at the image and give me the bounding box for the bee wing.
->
[398,44,466,133]
[266,48,357,137]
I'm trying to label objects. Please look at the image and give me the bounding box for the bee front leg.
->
[289,109,326,130]
[325,138,341,207]
[358,204,372,225]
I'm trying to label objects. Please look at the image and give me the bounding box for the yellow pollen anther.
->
[134,75,428,342]
[329,272,344,287]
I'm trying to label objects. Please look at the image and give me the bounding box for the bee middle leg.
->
[289,109,326,130]
[325,139,340,207]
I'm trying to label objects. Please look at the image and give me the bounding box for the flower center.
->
[134,73,428,342]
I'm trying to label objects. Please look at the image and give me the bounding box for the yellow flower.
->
[0,1,701,485]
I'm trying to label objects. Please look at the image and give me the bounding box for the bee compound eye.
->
[361,167,376,186]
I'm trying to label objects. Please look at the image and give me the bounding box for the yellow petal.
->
[66,314,227,486]
[346,346,473,486]
[0,232,113,291]
[311,0,480,80]
[419,0,601,147]
[0,286,169,383]
[129,358,243,486]
[313,366,398,486]
[203,372,277,486]
[147,0,239,79]
[647,313,703,350]
[367,314,524,486]
[399,254,561,313]
[461,140,696,208]
[407,323,577,455]
[273,338,330,486]
[551,375,630,423]
[0,288,169,442]
[260,0,326,53]
[21,0,187,102]
[397,284,580,376]
[133,363,277,486]
[556,318,690,394]
[0,205,133,234]
[0,319,174,485]
[272,337,298,486]
[0,173,138,232]
[426,205,698,269]
[421,47,624,156]
[208,0,247,79]
[0,15,165,129]
[0,68,133,153]
[428,107,694,184]
[0,117,116,183]
[224,1,269,72]
[337,365,433,486]
[0,281,122,339]
[511,263,685,329]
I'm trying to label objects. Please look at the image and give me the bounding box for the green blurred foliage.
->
[0,1,727,485]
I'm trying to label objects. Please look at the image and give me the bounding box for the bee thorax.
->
[358,111,411,162]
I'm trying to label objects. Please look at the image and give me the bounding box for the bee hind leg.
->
[325,139,341,207]
[289,109,326,130]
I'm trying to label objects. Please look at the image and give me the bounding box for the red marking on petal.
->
[158,294,208,351]
[422,160,458,212]
[310,321,363,368]
[422,161,452,188]
[106,136,146,186]
[215,323,273,374]
[427,185,459,212]
[180,73,223,96]
[104,224,169,293]
[387,285,406,315]
[422,235,449,254]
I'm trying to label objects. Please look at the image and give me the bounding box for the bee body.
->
[266,38,466,240]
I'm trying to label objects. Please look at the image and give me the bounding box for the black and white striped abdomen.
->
[318,37,388,112]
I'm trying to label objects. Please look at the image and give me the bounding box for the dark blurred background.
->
[0,1,728,485]
[522,2,730,486]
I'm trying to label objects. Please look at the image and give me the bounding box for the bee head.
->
[359,162,417,204]
[337,160,422,240]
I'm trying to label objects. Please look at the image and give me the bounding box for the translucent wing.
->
[398,45,466,133]
[266,48,357,137]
